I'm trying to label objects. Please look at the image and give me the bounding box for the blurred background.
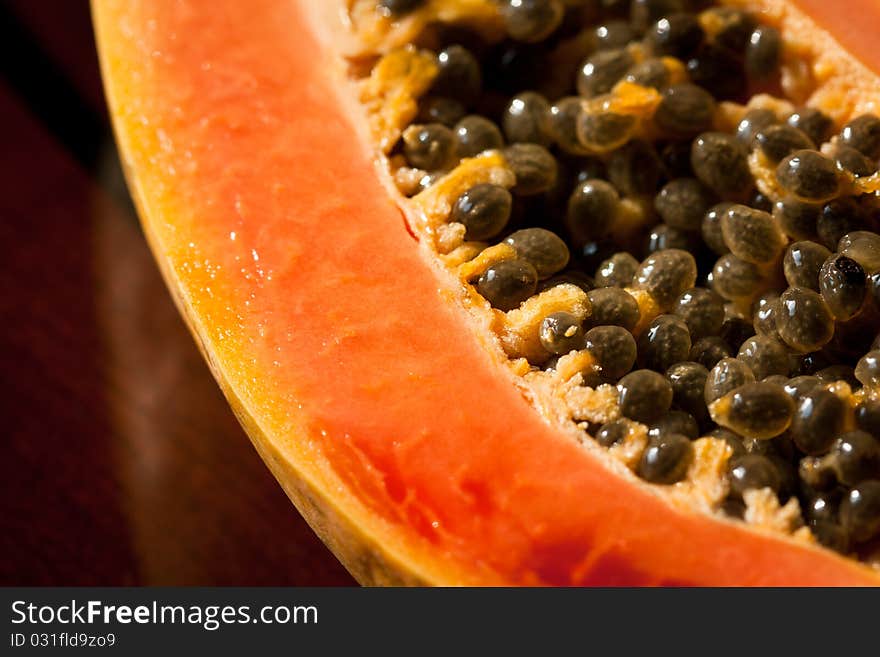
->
[0,0,355,585]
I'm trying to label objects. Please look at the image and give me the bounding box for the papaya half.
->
[93,0,880,585]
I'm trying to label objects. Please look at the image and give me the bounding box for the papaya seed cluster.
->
[377,0,880,559]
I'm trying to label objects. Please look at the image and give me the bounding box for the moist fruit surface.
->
[94,0,880,584]
[364,0,880,564]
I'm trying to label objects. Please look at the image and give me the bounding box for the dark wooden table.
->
[0,0,355,585]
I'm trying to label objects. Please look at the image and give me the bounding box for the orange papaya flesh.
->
[94,0,880,585]
[781,0,880,79]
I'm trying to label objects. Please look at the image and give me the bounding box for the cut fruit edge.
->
[93,0,880,585]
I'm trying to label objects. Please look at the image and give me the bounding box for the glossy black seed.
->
[607,139,664,197]
[783,375,822,400]
[595,251,639,288]
[789,350,834,377]
[805,488,843,523]
[623,58,672,89]
[432,45,482,106]
[754,124,816,164]
[811,519,851,552]
[745,25,781,79]
[750,192,773,213]
[596,417,633,447]
[817,196,865,251]
[710,381,795,439]
[855,350,880,389]
[659,140,695,178]
[451,184,513,240]
[565,179,618,246]
[744,434,795,462]
[827,306,880,361]
[776,149,840,202]
[773,197,820,241]
[666,360,710,424]
[840,480,880,543]
[378,0,425,16]
[586,287,640,330]
[674,287,724,339]
[653,84,716,139]
[500,0,565,43]
[686,43,746,100]
[453,115,504,158]
[702,203,733,255]
[644,224,701,255]
[721,204,786,265]
[839,114,880,159]
[638,314,692,372]
[828,431,880,487]
[505,228,570,278]
[572,157,608,185]
[655,178,716,231]
[594,20,637,50]
[737,335,790,380]
[576,48,634,98]
[728,454,782,497]
[483,41,549,95]
[854,198,880,238]
[502,91,553,146]
[649,410,699,439]
[711,254,763,300]
[856,398,880,436]
[798,454,837,491]
[709,426,746,454]
[851,190,879,225]
[819,254,867,320]
[705,357,756,404]
[839,231,880,272]
[804,488,849,548]
[752,292,780,337]
[689,336,732,368]
[504,143,558,196]
[618,369,674,423]
[633,248,698,310]
[790,387,847,454]
[787,107,833,146]
[777,286,835,353]
[691,132,753,201]
[477,258,538,311]
[578,240,620,273]
[540,311,585,355]
[702,6,756,52]
[832,144,876,177]
[719,316,756,351]
[402,123,455,170]
[631,0,685,30]
[645,13,704,58]
[417,96,466,127]
[549,97,590,155]
[638,433,694,484]
[783,240,831,291]
[585,325,638,379]
[735,109,777,145]
[815,364,859,388]
[577,110,638,151]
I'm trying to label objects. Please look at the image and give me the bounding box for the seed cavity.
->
[360,0,880,562]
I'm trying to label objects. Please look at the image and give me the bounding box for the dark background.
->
[0,0,355,585]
